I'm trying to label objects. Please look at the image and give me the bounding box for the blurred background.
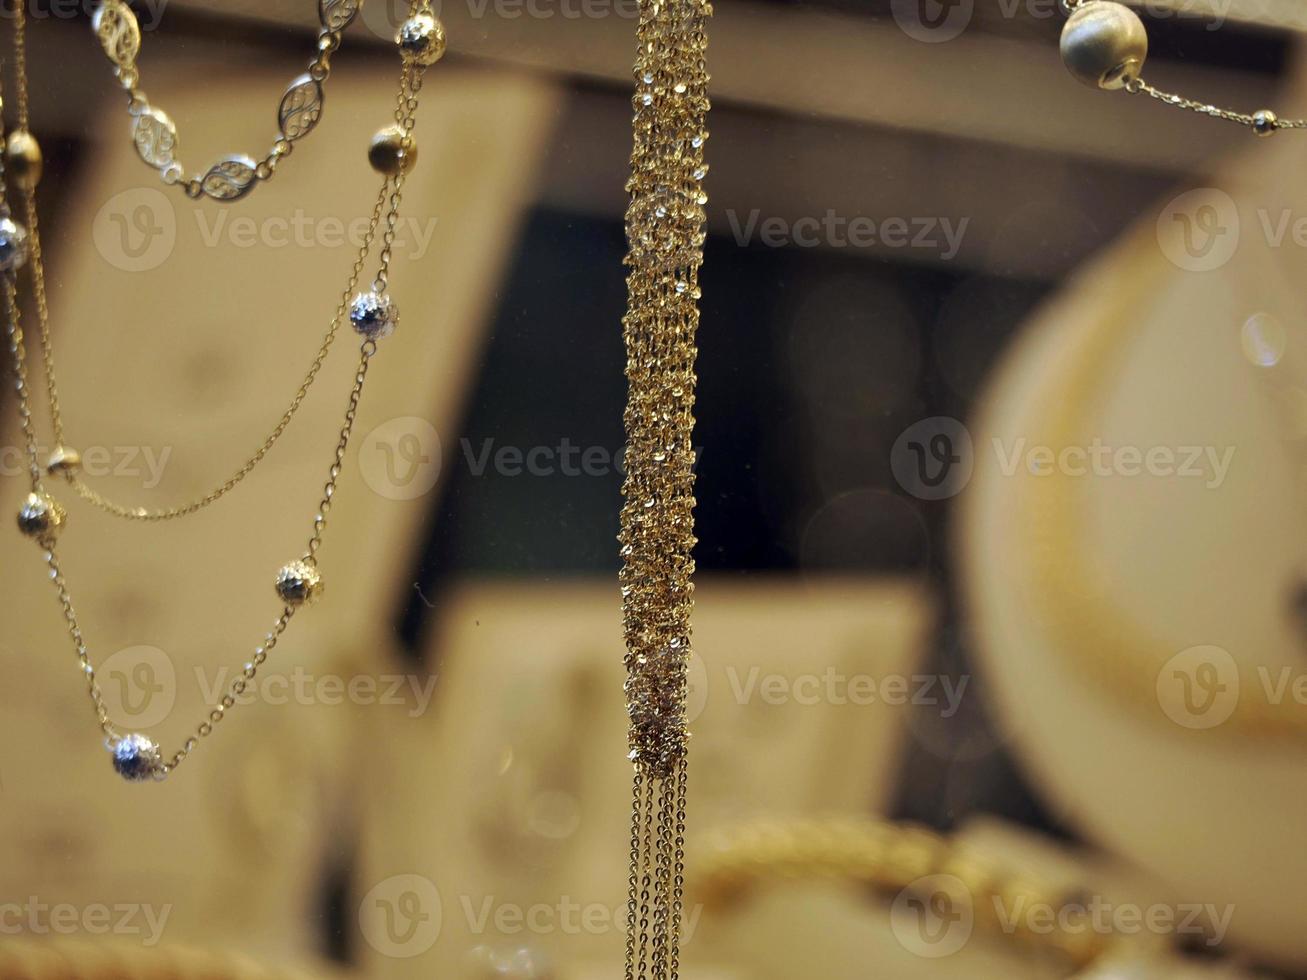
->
[2,0,1307,976]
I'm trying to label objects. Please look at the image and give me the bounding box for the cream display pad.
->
[961,121,1307,967]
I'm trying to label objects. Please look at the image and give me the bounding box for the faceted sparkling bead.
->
[111,733,162,781]
[275,559,323,606]
[396,13,446,67]
[16,491,64,539]
[368,125,418,176]
[349,290,398,340]
[1252,109,1279,138]
[45,445,82,478]
[5,130,43,189]
[1060,1,1148,90]
[0,217,30,272]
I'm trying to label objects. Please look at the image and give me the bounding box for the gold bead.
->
[368,126,418,176]
[275,559,323,606]
[17,491,65,539]
[5,130,43,189]
[45,445,81,479]
[1060,1,1148,90]
[396,13,446,67]
[1253,109,1279,138]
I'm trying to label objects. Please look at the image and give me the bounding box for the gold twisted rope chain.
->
[1059,0,1306,136]
[619,0,710,976]
[695,818,1188,975]
[3,0,445,780]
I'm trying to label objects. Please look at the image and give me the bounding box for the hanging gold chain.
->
[14,0,394,522]
[619,0,710,975]
[3,0,442,780]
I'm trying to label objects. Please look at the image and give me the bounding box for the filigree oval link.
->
[132,107,178,170]
[200,156,258,201]
[278,74,325,142]
[92,0,141,70]
[319,0,361,32]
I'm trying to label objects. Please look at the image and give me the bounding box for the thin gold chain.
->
[1126,77,1307,130]
[15,0,386,521]
[3,0,438,779]
[619,0,710,975]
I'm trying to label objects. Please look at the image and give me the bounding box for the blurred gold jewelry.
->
[618,0,711,976]
[2,0,443,779]
[694,817,1173,972]
[4,128,42,188]
[1059,0,1304,135]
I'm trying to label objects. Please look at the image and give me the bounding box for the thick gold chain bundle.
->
[618,0,710,975]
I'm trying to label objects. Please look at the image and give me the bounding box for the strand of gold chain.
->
[619,0,710,974]
[14,0,383,522]
[1125,77,1307,129]
[3,0,430,776]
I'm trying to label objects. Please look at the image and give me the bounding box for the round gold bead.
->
[45,445,82,479]
[17,491,65,539]
[1252,109,1279,138]
[5,130,43,189]
[275,559,323,606]
[396,13,446,67]
[368,126,418,176]
[1060,1,1148,90]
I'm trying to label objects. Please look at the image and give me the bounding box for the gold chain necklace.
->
[27,2,440,523]
[619,0,710,975]
[1,0,447,781]
[91,0,406,202]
